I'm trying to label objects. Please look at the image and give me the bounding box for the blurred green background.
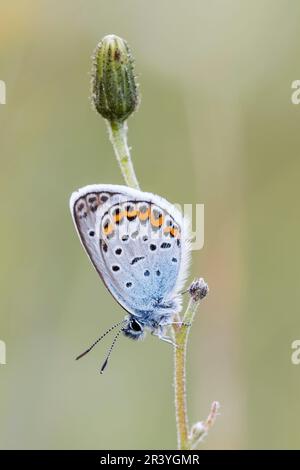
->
[1,0,300,450]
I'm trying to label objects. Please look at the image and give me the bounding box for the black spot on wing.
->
[131,256,145,265]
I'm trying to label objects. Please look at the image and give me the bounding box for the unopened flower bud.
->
[189,278,209,302]
[188,402,220,449]
[91,34,139,122]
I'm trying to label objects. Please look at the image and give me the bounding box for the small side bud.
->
[91,34,139,122]
[189,421,207,446]
[189,278,209,302]
[189,401,220,449]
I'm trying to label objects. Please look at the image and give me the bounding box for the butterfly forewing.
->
[71,188,114,277]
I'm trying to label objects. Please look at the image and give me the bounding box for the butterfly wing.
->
[70,185,127,281]
[70,185,191,317]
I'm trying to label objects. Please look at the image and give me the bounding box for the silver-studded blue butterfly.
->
[70,184,191,372]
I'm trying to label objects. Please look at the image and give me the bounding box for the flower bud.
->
[189,278,209,302]
[91,34,139,122]
[189,421,207,444]
[188,401,220,449]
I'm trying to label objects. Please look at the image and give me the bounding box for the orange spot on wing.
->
[113,210,125,223]
[126,209,138,219]
[164,226,179,238]
[138,208,150,221]
[150,213,164,228]
[103,223,114,236]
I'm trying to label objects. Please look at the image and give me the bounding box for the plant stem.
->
[106,118,214,450]
[172,295,202,450]
[107,120,140,190]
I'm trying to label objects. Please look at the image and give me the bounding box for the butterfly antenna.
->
[100,327,124,374]
[181,288,189,295]
[76,320,126,361]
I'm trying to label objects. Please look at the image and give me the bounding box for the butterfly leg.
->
[170,321,191,328]
[151,329,180,348]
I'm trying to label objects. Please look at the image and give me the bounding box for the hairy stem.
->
[107,120,140,190]
[172,295,202,449]
[106,119,214,450]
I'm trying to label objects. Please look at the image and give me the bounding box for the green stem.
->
[106,118,211,450]
[172,297,201,450]
[107,120,140,190]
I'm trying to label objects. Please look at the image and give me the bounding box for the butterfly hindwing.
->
[97,198,183,316]
[70,185,191,318]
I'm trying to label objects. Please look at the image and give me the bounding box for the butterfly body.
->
[70,184,191,348]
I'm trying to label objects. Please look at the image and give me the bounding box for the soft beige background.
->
[0,0,300,449]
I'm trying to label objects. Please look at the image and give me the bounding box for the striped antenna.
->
[100,327,124,374]
[76,319,126,361]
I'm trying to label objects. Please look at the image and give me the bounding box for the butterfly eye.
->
[130,319,142,332]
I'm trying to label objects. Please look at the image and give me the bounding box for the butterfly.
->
[70,184,191,372]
